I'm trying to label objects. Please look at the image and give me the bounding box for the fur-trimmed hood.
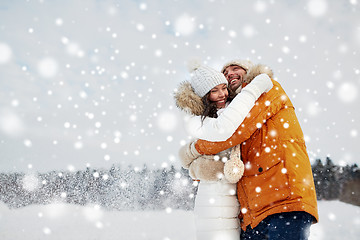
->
[174,81,205,116]
[174,64,274,116]
[243,64,273,84]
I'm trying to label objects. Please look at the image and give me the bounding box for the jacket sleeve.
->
[186,74,273,142]
[195,84,288,155]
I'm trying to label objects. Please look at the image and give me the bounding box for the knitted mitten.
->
[179,141,201,169]
[189,155,225,181]
[224,144,245,183]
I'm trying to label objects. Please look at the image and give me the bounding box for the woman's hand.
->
[178,141,201,169]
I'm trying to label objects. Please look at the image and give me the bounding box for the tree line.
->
[312,157,359,206]
[0,157,359,210]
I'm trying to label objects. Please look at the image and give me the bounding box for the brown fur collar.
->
[244,64,274,83]
[174,81,204,116]
[174,64,274,116]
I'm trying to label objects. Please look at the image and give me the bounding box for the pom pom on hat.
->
[187,58,228,97]
[187,57,202,73]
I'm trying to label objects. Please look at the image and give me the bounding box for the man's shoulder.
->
[268,80,294,106]
[271,79,281,86]
[270,79,287,93]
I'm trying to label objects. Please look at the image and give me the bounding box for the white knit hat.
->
[221,59,254,73]
[188,59,228,97]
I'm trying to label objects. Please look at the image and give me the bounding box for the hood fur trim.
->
[174,81,204,116]
[244,64,274,83]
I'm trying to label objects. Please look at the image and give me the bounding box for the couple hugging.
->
[174,59,319,240]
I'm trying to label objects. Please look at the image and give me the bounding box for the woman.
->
[174,60,272,240]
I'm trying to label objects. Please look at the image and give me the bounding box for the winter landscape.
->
[1,200,359,240]
[1,0,360,239]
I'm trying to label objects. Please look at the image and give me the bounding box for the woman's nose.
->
[219,90,226,97]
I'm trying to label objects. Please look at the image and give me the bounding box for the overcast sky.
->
[0,0,359,173]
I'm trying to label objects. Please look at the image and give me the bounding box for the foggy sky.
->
[0,0,359,172]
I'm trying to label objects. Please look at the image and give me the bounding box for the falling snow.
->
[22,174,40,191]
[0,1,358,172]
[337,82,358,103]
[174,14,196,36]
[0,42,12,64]
[0,0,359,238]
[37,58,59,78]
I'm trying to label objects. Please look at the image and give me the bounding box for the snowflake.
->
[0,110,24,136]
[337,82,358,103]
[243,25,255,38]
[174,14,195,36]
[22,174,40,191]
[253,1,267,13]
[157,112,177,132]
[307,0,328,17]
[0,42,12,64]
[43,227,52,235]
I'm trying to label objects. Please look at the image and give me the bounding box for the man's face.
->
[223,65,246,91]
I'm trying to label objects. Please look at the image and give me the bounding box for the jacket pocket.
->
[241,160,291,213]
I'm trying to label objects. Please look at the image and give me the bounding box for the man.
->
[181,60,319,239]
[223,59,253,93]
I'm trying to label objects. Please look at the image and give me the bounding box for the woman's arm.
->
[187,74,273,141]
[194,81,290,155]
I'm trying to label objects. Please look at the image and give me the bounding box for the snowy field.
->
[0,200,359,240]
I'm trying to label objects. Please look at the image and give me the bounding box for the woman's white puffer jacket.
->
[194,180,240,240]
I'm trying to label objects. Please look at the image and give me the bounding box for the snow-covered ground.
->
[0,200,359,240]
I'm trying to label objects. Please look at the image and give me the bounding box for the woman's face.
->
[208,83,228,109]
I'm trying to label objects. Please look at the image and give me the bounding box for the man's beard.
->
[229,75,243,92]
